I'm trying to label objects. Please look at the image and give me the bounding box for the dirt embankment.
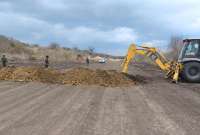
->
[0,67,141,87]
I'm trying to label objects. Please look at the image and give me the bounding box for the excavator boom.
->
[122,43,182,82]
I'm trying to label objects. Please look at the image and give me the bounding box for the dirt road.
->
[0,62,200,135]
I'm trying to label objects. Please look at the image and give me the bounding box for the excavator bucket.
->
[172,63,183,83]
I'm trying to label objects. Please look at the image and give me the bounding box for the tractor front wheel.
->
[182,62,200,82]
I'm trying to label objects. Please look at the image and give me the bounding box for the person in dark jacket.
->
[45,55,49,68]
[86,57,90,66]
[1,55,7,67]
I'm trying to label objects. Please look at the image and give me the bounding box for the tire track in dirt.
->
[116,88,135,135]
[21,86,83,135]
[0,84,50,114]
[92,88,132,135]
[140,82,200,135]
[0,83,47,108]
[41,86,90,135]
[46,87,94,135]
[0,81,23,92]
[0,82,40,98]
[92,88,116,135]
[0,84,64,131]
[0,85,80,135]
[108,88,128,135]
[122,86,165,135]
[61,88,103,135]
[108,88,130,135]
[134,86,186,135]
[70,87,105,135]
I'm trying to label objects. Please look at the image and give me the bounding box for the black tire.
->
[182,62,200,82]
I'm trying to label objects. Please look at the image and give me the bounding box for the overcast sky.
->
[0,0,200,55]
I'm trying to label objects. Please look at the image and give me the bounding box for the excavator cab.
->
[178,39,200,82]
[179,39,200,61]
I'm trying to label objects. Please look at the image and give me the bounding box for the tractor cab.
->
[179,39,200,82]
[179,39,200,62]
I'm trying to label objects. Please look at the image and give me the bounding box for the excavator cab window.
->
[181,40,200,59]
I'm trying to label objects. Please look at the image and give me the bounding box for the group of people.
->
[1,55,90,68]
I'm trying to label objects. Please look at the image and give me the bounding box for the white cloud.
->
[142,40,168,50]
[191,18,200,29]
[0,11,137,48]
[59,26,137,44]
[108,27,137,43]
[36,0,67,10]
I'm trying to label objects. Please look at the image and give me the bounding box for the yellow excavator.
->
[122,39,200,83]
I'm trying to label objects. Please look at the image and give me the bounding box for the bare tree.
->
[88,46,95,54]
[49,42,60,49]
[168,36,183,60]
[33,44,39,47]
[72,47,81,53]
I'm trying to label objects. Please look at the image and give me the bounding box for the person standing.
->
[45,55,49,68]
[86,57,90,66]
[1,55,7,67]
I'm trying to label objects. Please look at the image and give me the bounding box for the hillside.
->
[0,35,122,62]
[0,35,32,54]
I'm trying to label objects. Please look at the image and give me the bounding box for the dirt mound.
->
[62,68,139,86]
[0,67,61,83]
[0,67,140,87]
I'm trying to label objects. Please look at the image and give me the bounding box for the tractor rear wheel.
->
[182,62,200,82]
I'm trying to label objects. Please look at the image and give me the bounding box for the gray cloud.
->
[0,0,200,54]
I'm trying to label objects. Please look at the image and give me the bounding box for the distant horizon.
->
[0,34,126,57]
[0,34,173,56]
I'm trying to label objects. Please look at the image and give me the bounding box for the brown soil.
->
[0,67,140,87]
[0,67,61,83]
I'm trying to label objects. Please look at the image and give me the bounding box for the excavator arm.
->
[122,43,182,82]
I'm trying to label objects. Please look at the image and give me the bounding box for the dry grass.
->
[29,47,73,61]
[0,35,89,62]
